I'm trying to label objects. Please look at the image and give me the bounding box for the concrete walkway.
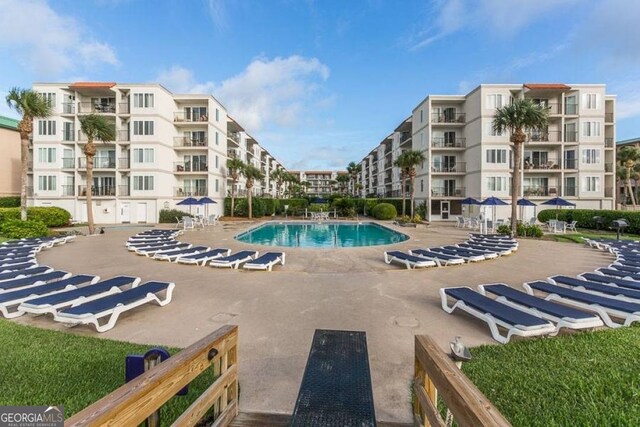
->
[16,221,613,423]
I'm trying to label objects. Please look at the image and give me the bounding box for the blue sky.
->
[1,0,639,170]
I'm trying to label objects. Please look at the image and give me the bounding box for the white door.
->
[136,203,147,223]
[441,201,450,220]
[120,203,130,223]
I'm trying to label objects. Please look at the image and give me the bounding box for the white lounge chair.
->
[210,251,259,269]
[244,252,286,271]
[176,248,231,266]
[383,251,437,269]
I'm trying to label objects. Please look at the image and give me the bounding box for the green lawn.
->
[542,229,640,244]
[463,327,640,426]
[0,319,213,424]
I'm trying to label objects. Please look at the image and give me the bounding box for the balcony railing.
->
[564,186,577,197]
[118,185,130,196]
[432,113,466,123]
[117,130,130,142]
[173,112,208,122]
[62,185,74,196]
[62,103,75,114]
[78,185,116,197]
[62,157,75,168]
[118,158,130,169]
[62,130,75,142]
[524,158,560,170]
[528,131,561,143]
[564,103,578,115]
[523,186,559,197]
[78,102,116,114]
[605,162,614,172]
[431,137,466,148]
[563,158,578,169]
[174,136,207,148]
[78,157,116,169]
[605,112,614,123]
[605,138,614,147]
[118,103,130,114]
[539,102,561,114]
[174,187,207,197]
[431,162,466,173]
[564,131,578,142]
[174,161,208,172]
[431,187,465,197]
[228,132,240,144]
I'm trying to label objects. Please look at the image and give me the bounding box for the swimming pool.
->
[235,222,409,248]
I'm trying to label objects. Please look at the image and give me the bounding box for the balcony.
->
[400,132,412,143]
[605,188,614,198]
[432,113,466,124]
[62,130,75,142]
[118,185,130,196]
[563,158,578,169]
[564,104,578,115]
[564,131,578,143]
[227,132,240,144]
[173,112,208,123]
[62,103,75,114]
[78,157,116,169]
[78,102,116,114]
[431,137,466,148]
[605,138,614,147]
[527,131,561,143]
[605,162,614,173]
[523,186,559,197]
[118,158,130,169]
[431,187,465,197]
[117,130,130,142]
[431,162,466,173]
[174,137,208,148]
[605,113,614,123]
[78,185,116,197]
[564,186,577,197]
[174,187,207,197]
[174,162,208,173]
[119,103,130,114]
[62,185,74,196]
[62,157,75,169]
[524,158,560,170]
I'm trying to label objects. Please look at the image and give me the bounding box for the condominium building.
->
[289,170,349,196]
[357,83,616,221]
[0,115,21,197]
[29,82,287,223]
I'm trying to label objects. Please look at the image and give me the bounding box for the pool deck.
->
[16,220,613,423]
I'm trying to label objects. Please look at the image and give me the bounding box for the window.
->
[40,92,56,107]
[486,149,507,164]
[215,179,219,192]
[38,175,56,191]
[420,132,425,148]
[565,95,578,114]
[420,109,424,123]
[486,120,504,136]
[37,147,56,163]
[487,177,507,191]
[582,148,601,164]
[133,121,154,136]
[420,179,424,192]
[38,120,56,136]
[584,93,598,109]
[133,93,154,108]
[583,121,601,137]
[583,176,600,192]
[215,108,220,121]
[133,176,154,191]
[215,132,219,145]
[215,155,218,169]
[62,122,74,141]
[133,148,154,163]
[486,94,504,109]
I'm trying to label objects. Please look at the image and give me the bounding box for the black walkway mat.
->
[290,329,377,427]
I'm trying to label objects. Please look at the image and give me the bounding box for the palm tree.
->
[346,161,362,196]
[78,114,115,234]
[617,146,640,207]
[335,174,350,195]
[397,150,426,218]
[270,169,286,198]
[394,153,410,216]
[493,99,549,237]
[226,158,245,216]
[5,88,53,220]
[241,165,264,219]
[285,172,299,198]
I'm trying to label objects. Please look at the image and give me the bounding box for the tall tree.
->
[493,99,549,237]
[394,153,410,216]
[5,88,53,220]
[285,172,299,198]
[226,158,245,216]
[270,168,285,199]
[397,150,426,218]
[617,146,640,207]
[78,114,115,234]
[241,165,265,219]
[346,161,362,196]
[335,174,350,195]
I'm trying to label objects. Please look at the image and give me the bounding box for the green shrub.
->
[1,219,49,239]
[371,203,397,220]
[497,224,511,235]
[378,198,411,215]
[537,209,640,234]
[262,198,280,216]
[282,198,309,215]
[159,209,192,223]
[308,203,330,213]
[0,207,70,227]
[0,208,20,224]
[332,198,356,217]
[0,197,20,208]
[497,223,543,238]
[235,198,266,218]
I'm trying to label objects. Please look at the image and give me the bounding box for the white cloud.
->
[154,66,217,94]
[610,80,640,120]
[206,0,229,31]
[0,0,119,77]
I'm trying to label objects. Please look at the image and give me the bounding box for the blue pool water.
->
[235,222,409,248]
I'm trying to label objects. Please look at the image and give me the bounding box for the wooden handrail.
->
[413,335,511,427]
[66,325,238,427]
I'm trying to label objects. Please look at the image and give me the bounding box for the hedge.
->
[0,219,49,239]
[159,209,192,223]
[537,209,640,234]
[354,198,412,215]
[0,197,20,208]
[497,223,543,238]
[371,203,397,220]
[224,197,308,216]
[235,198,266,218]
[331,198,356,217]
[0,207,71,227]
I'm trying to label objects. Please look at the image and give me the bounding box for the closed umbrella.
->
[517,198,537,224]
[541,197,576,220]
[461,197,480,218]
[480,197,509,232]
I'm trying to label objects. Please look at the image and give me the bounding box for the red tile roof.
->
[69,82,116,89]
[524,83,571,90]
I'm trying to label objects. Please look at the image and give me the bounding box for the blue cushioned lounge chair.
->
[0,256,36,267]
[0,270,71,292]
[176,248,231,266]
[596,268,640,281]
[408,249,465,266]
[548,275,640,302]
[0,262,37,273]
[579,272,640,291]
[53,281,175,332]
[0,266,52,282]
[440,286,556,343]
[383,251,437,269]
[152,246,209,262]
[244,252,286,271]
[431,247,485,263]
[210,250,259,269]
[135,243,190,256]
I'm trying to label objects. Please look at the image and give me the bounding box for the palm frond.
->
[79,114,116,142]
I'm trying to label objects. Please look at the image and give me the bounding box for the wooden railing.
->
[413,335,511,427]
[66,325,239,427]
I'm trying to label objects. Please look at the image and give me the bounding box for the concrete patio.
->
[16,221,613,423]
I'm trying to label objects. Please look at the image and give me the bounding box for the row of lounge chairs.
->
[383,233,517,269]
[1,232,174,332]
[440,238,640,343]
[126,230,286,271]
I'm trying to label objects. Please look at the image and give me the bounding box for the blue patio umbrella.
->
[461,197,480,217]
[176,197,201,214]
[198,197,217,218]
[541,197,576,219]
[480,197,509,230]
[517,199,537,223]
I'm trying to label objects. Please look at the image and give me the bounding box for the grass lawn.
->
[0,319,213,423]
[463,326,640,426]
[542,229,640,244]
